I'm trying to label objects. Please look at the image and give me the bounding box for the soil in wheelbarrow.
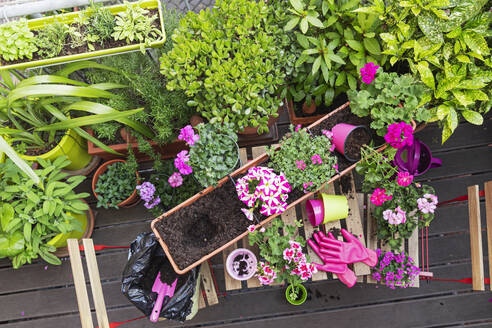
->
[154,179,251,270]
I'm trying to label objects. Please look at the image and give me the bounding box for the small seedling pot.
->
[92,159,140,208]
[306,199,325,227]
[302,101,316,115]
[285,284,307,305]
[319,193,349,224]
[332,123,371,162]
[226,248,257,281]
[394,139,442,176]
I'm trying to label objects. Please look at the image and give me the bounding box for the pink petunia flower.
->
[168,172,183,188]
[247,225,256,233]
[241,208,254,221]
[396,171,413,187]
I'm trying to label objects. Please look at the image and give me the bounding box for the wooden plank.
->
[484,181,492,291]
[251,146,267,159]
[200,261,219,305]
[239,148,248,165]
[343,174,370,277]
[222,243,242,291]
[408,228,420,288]
[365,194,378,284]
[198,286,206,309]
[242,237,262,288]
[67,239,94,328]
[82,239,110,328]
[468,185,485,291]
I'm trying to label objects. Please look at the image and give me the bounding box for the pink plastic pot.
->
[226,248,257,281]
[332,123,370,162]
[306,199,324,226]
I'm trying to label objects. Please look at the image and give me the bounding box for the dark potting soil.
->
[142,256,188,296]
[344,128,371,161]
[232,253,254,277]
[155,179,250,270]
[293,94,349,117]
[0,9,160,67]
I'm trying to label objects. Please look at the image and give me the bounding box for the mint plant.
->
[267,125,337,192]
[35,22,68,58]
[0,156,89,269]
[0,19,37,61]
[348,69,431,136]
[160,0,289,133]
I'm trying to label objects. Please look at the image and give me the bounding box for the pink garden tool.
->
[307,238,357,288]
[317,230,378,267]
[150,273,178,322]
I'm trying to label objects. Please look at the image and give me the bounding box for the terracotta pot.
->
[302,101,316,115]
[151,101,387,275]
[92,159,140,208]
[237,104,283,135]
[190,115,204,127]
[287,99,325,126]
[120,128,137,143]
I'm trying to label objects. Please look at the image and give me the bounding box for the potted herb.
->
[0,0,165,70]
[358,0,491,142]
[0,156,92,269]
[371,249,420,289]
[92,152,139,209]
[283,0,386,124]
[160,0,290,134]
[249,218,316,305]
[347,64,431,136]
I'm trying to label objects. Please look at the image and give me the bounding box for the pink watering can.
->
[394,139,442,176]
[150,272,178,322]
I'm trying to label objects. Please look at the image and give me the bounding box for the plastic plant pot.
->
[285,284,307,305]
[332,123,371,162]
[20,129,92,171]
[226,248,257,281]
[306,199,324,227]
[319,193,349,224]
[394,139,442,176]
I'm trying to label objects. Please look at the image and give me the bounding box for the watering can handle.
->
[430,157,442,168]
[409,141,420,174]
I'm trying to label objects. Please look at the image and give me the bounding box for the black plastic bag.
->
[121,233,200,322]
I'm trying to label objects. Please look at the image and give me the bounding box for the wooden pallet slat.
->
[408,228,420,288]
[200,261,219,305]
[242,237,262,288]
[485,181,492,291]
[468,185,485,291]
[364,194,378,284]
[222,243,242,291]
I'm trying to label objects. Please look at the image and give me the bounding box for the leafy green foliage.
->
[249,218,305,286]
[189,123,239,187]
[0,156,89,269]
[284,0,387,107]
[358,0,491,142]
[267,125,337,192]
[355,146,398,193]
[112,1,161,50]
[348,71,431,136]
[94,155,138,209]
[35,22,68,58]
[0,19,37,61]
[160,0,289,133]
[85,1,116,43]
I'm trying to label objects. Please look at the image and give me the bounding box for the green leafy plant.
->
[357,0,492,142]
[160,0,289,133]
[94,152,138,209]
[356,145,398,193]
[267,125,337,192]
[0,156,89,269]
[112,1,161,50]
[0,19,37,61]
[188,123,239,187]
[284,0,387,107]
[348,70,431,136]
[35,22,68,58]
[85,1,116,44]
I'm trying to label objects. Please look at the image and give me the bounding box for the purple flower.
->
[178,125,199,146]
[137,182,160,209]
[360,62,379,84]
[295,124,302,132]
[168,172,183,188]
[174,150,193,175]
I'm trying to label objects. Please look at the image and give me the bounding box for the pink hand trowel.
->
[150,272,178,322]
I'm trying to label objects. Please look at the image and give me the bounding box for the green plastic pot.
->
[20,129,92,171]
[0,0,165,71]
[319,193,349,224]
[285,284,307,305]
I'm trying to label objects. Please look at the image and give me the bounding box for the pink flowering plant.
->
[384,122,414,149]
[371,250,420,289]
[236,166,291,219]
[348,68,430,137]
[267,125,337,193]
[249,218,316,299]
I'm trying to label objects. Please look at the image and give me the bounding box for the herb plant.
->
[267,125,337,192]
[356,146,398,193]
[187,123,239,187]
[0,156,89,269]
[284,0,387,107]
[0,19,37,61]
[95,152,138,209]
[112,1,161,50]
[35,22,68,58]
[348,69,431,136]
[357,0,492,142]
[85,1,116,44]
[160,0,289,133]
[371,250,420,289]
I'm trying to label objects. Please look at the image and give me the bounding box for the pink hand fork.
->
[150,273,178,322]
[317,229,378,267]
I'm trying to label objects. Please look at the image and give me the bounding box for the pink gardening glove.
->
[318,229,378,267]
[307,238,357,288]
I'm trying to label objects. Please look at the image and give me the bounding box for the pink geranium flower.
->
[370,188,392,206]
[178,125,199,146]
[295,124,302,132]
[360,62,379,84]
[168,172,183,188]
[385,122,414,149]
[396,171,413,187]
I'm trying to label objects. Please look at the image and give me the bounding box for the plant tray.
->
[0,0,165,71]
[151,102,385,275]
[287,99,326,126]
